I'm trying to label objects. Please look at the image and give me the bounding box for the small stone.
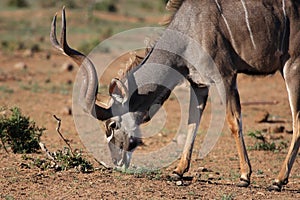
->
[30,44,40,53]
[61,62,74,72]
[14,62,27,70]
[23,49,33,57]
[66,79,73,85]
[176,180,183,186]
[0,109,7,116]
[272,125,285,133]
[256,174,265,178]
[45,78,51,83]
[45,52,51,60]
[256,192,265,196]
[38,36,45,42]
[255,111,269,123]
[208,174,214,180]
[61,106,72,115]
[192,174,200,183]
[198,167,211,172]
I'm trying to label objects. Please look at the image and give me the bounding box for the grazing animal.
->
[51,0,300,191]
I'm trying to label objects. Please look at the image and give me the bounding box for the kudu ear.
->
[109,78,129,104]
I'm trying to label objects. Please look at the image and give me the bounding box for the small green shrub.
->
[247,131,287,152]
[38,0,56,8]
[52,148,94,172]
[119,167,162,180]
[6,0,29,8]
[0,86,14,94]
[62,0,77,9]
[38,0,77,9]
[23,147,94,173]
[94,0,118,12]
[21,115,94,173]
[221,193,234,200]
[0,107,44,153]
[1,40,25,52]
[140,2,155,11]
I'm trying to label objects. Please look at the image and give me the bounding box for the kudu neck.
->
[122,34,188,124]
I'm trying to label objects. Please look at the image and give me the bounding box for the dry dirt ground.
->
[0,6,300,200]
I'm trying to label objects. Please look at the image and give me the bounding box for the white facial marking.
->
[117,158,123,166]
[240,0,257,49]
[107,132,114,143]
[215,0,238,50]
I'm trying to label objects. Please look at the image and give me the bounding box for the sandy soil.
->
[0,8,300,200]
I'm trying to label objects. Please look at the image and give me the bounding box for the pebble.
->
[61,62,74,72]
[197,167,211,172]
[45,52,51,60]
[61,106,72,115]
[176,180,183,186]
[256,192,265,196]
[255,111,269,123]
[66,79,73,85]
[14,62,27,70]
[208,174,214,180]
[23,49,33,57]
[272,125,285,133]
[45,78,51,83]
[256,174,265,178]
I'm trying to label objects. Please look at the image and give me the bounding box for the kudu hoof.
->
[267,180,286,192]
[169,172,183,181]
[267,179,288,192]
[236,178,250,187]
[267,184,282,192]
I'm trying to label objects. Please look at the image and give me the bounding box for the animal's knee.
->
[226,114,240,134]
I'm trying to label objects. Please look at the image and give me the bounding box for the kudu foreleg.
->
[226,81,252,187]
[173,85,208,177]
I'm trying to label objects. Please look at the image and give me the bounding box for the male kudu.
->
[51,0,300,191]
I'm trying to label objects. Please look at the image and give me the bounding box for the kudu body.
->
[51,0,300,191]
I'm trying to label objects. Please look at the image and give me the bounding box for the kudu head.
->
[50,8,143,168]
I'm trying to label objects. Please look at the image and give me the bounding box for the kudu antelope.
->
[51,0,300,191]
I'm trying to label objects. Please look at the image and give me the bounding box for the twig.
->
[0,137,8,153]
[53,115,74,156]
[93,158,112,170]
[39,142,55,160]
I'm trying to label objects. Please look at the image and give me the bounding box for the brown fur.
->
[119,46,153,79]
[163,0,185,25]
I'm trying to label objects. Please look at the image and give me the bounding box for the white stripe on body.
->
[281,0,287,51]
[214,0,238,50]
[240,0,257,49]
